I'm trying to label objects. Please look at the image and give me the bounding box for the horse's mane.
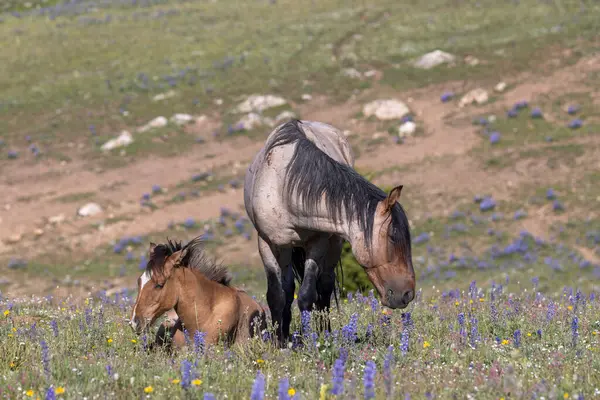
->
[146,236,232,286]
[264,119,412,262]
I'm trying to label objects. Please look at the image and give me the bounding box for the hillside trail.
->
[1,54,599,298]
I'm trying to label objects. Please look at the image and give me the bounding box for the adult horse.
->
[243,119,415,344]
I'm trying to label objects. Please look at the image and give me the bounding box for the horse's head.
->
[129,243,184,335]
[356,185,415,309]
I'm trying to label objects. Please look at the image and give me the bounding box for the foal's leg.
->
[258,236,290,346]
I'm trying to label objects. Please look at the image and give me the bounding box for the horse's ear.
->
[383,185,403,212]
[161,250,182,280]
[175,248,188,266]
[148,242,157,256]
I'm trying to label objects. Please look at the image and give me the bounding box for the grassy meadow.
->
[1,0,600,399]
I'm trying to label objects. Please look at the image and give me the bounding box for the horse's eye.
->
[154,283,164,289]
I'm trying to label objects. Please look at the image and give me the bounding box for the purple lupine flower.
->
[546,302,556,321]
[514,329,521,348]
[250,370,266,400]
[489,132,501,144]
[480,197,496,211]
[204,394,216,400]
[152,184,161,194]
[507,108,518,118]
[368,290,378,312]
[50,320,58,337]
[331,357,346,395]
[183,218,195,228]
[440,92,454,102]
[530,108,543,118]
[568,119,583,129]
[138,255,148,270]
[7,150,18,159]
[194,331,206,356]
[514,210,527,220]
[401,115,413,123]
[414,232,430,244]
[553,200,564,211]
[45,386,56,400]
[106,364,112,377]
[567,105,579,115]
[341,313,359,343]
[470,317,479,348]
[301,310,311,336]
[400,326,410,355]
[278,377,290,400]
[546,188,556,200]
[180,360,193,389]
[363,360,376,399]
[40,340,51,379]
[571,316,579,347]
[514,101,528,110]
[383,345,394,398]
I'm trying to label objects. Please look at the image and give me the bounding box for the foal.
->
[130,236,267,348]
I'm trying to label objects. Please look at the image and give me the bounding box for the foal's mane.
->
[264,119,412,261]
[146,236,232,286]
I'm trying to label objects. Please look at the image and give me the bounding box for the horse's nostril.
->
[401,290,414,304]
[387,288,394,297]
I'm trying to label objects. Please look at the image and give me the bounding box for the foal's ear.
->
[148,242,157,256]
[161,250,182,280]
[383,185,403,212]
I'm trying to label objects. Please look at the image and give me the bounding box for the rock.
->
[342,68,362,79]
[195,115,207,124]
[364,70,378,78]
[152,90,176,102]
[301,94,312,101]
[214,98,223,106]
[34,228,44,237]
[274,111,297,124]
[465,55,480,66]
[235,113,264,131]
[236,95,287,113]
[5,234,22,244]
[363,99,410,120]
[48,214,66,224]
[459,88,489,108]
[494,82,507,92]
[398,121,417,137]
[101,131,133,151]
[170,113,194,126]
[413,50,456,69]
[78,203,103,217]
[137,116,167,133]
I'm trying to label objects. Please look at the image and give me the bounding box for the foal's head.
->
[129,240,184,334]
[360,185,415,309]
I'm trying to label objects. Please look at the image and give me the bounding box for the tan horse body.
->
[131,237,267,350]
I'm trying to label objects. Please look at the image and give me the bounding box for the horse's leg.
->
[315,236,343,333]
[258,236,289,346]
[281,260,296,341]
[297,235,329,320]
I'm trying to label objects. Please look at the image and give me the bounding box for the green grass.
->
[1,0,599,165]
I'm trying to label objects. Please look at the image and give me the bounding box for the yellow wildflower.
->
[12,327,16,332]
[131,339,137,344]
[564,393,569,399]
[9,361,15,369]
[479,298,485,302]
[3,310,9,317]
[55,387,65,395]
[26,390,34,397]
[84,298,90,306]
[107,338,113,344]
[7,334,13,338]
[567,306,573,311]
[454,301,459,306]
[256,359,265,364]
[172,379,181,384]
[423,341,431,349]
[144,386,154,394]
[288,388,296,396]
[527,333,532,337]
[294,294,298,300]
[501,339,509,345]
[592,331,597,336]
[469,299,473,304]
[319,384,329,400]
[192,379,202,386]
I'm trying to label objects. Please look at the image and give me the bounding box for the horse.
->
[129,236,268,348]
[243,119,415,345]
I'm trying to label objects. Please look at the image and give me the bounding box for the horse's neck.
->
[175,271,217,333]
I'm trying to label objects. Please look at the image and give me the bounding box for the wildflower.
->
[501,339,509,345]
[440,92,454,102]
[256,359,265,364]
[40,340,50,378]
[131,339,137,344]
[319,384,329,400]
[180,360,193,389]
[363,360,376,399]
[568,119,582,129]
[480,197,496,211]
[204,394,216,400]
[278,377,290,400]
[192,379,202,386]
[288,389,296,396]
[250,370,266,400]
[530,108,543,118]
[489,132,501,144]
[45,386,56,400]
[26,390,34,397]
[3,310,9,317]
[172,379,181,384]
[194,331,206,356]
[514,330,521,348]
[55,387,65,395]
[383,345,394,397]
[572,316,579,346]
[341,313,359,343]
[567,105,579,115]
[331,357,346,395]
[423,341,431,349]
[144,386,154,393]
[107,338,113,344]
[564,394,569,399]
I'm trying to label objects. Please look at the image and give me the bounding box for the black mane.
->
[146,236,232,286]
[265,119,412,261]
